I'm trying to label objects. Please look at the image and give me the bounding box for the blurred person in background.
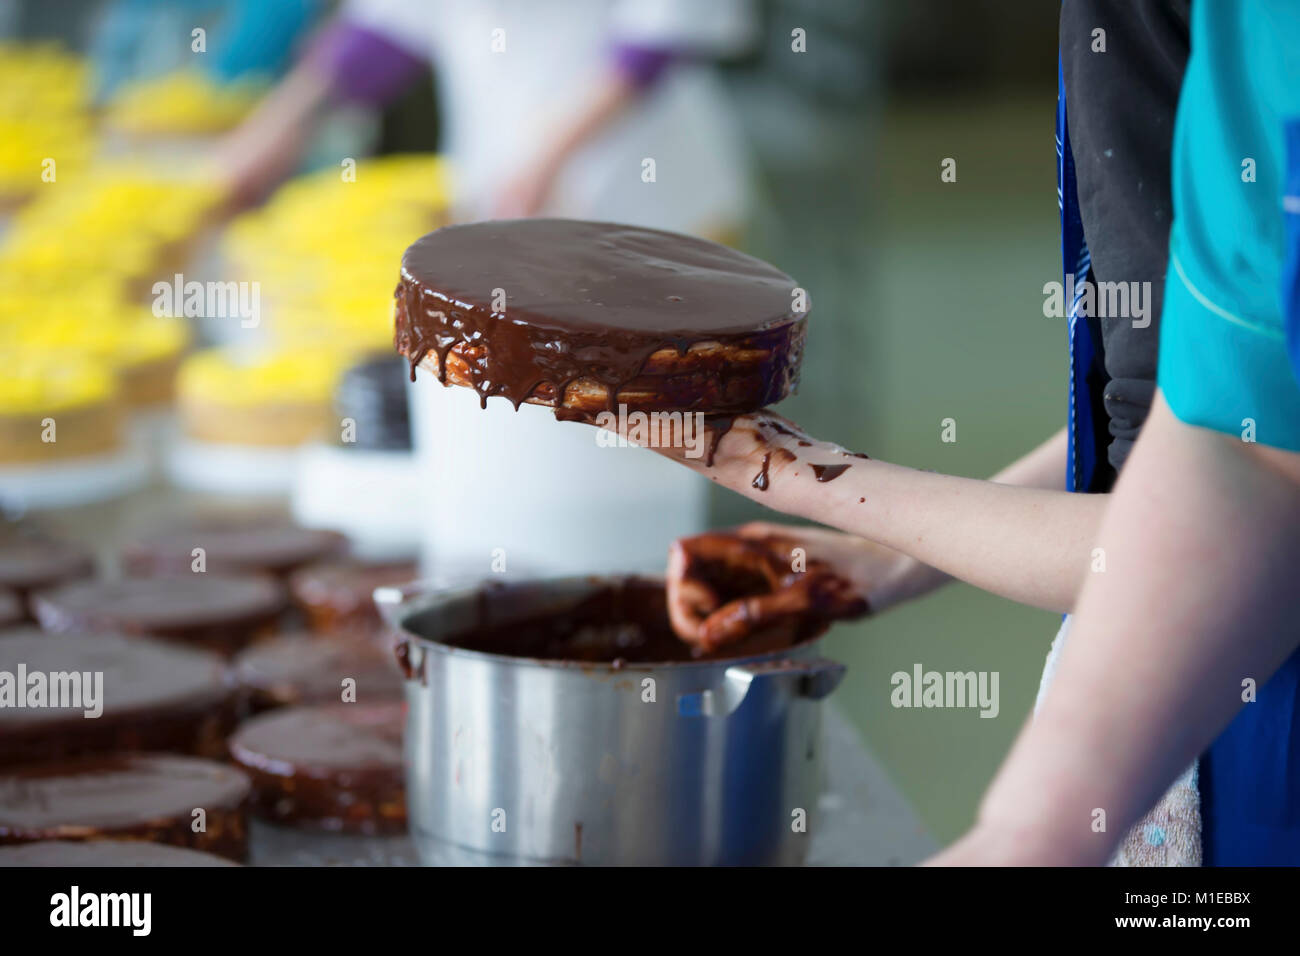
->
[216,0,757,237]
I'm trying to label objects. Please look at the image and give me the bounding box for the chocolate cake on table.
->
[234,631,404,710]
[0,535,95,615]
[229,703,405,835]
[394,219,807,417]
[288,560,416,636]
[0,630,238,766]
[0,754,251,861]
[121,522,345,578]
[31,574,285,657]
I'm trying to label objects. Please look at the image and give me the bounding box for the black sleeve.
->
[1060,0,1190,473]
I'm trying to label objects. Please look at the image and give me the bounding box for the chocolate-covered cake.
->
[229,703,405,834]
[234,632,404,709]
[31,574,285,656]
[0,754,251,861]
[121,522,345,578]
[0,536,94,615]
[0,630,238,766]
[288,560,416,636]
[394,219,807,416]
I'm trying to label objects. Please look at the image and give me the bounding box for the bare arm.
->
[649,416,1105,614]
[928,395,1300,864]
[212,56,334,209]
[845,426,1072,611]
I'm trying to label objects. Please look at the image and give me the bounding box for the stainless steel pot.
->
[376,575,846,866]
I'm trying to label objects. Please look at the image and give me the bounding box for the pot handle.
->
[676,658,846,717]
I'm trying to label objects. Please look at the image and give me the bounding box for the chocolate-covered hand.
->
[666,527,871,652]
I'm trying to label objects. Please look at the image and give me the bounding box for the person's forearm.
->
[642,417,1095,612]
[234,58,332,161]
[990,426,1068,490]
[766,456,1103,614]
[215,56,332,207]
[690,420,1095,613]
[952,396,1300,864]
[870,427,1071,608]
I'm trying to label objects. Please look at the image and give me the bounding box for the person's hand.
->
[730,522,920,610]
[665,521,927,651]
[607,409,861,505]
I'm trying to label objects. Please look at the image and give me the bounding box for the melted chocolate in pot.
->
[402,577,824,665]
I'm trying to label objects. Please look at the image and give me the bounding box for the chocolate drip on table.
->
[393,219,806,415]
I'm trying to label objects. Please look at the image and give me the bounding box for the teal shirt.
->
[1159,0,1300,451]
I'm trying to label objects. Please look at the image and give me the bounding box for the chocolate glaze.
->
[31,574,286,657]
[702,414,738,468]
[394,219,807,413]
[0,754,250,861]
[0,839,239,867]
[234,632,404,709]
[759,418,804,441]
[288,560,416,637]
[810,464,850,482]
[400,576,822,666]
[229,703,405,834]
[0,630,237,766]
[121,523,345,578]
